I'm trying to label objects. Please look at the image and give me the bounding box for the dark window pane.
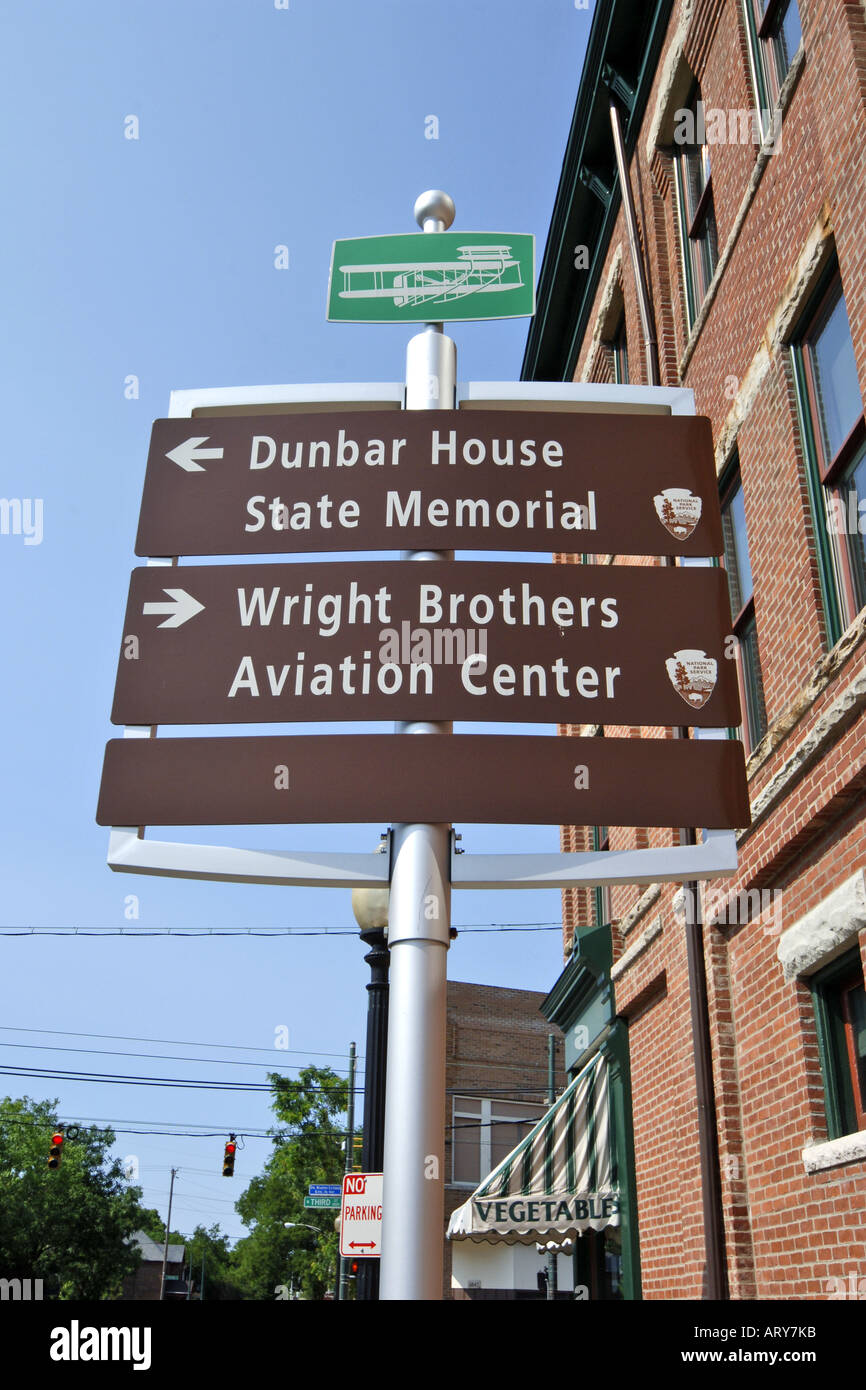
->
[491,1121,528,1167]
[810,285,863,463]
[684,146,706,220]
[739,617,768,747]
[614,318,628,385]
[844,982,866,1113]
[453,1096,481,1115]
[840,447,866,611]
[452,1118,478,1183]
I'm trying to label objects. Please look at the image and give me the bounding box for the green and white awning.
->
[447,1051,620,1245]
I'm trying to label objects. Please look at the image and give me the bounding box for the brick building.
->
[444,980,566,1298]
[522,0,866,1298]
[121,1231,188,1300]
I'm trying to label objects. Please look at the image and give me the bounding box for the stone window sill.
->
[802,1131,866,1174]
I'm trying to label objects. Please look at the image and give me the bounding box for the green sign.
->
[327,232,535,324]
[303,1196,341,1209]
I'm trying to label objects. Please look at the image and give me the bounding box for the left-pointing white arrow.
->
[165,436,225,472]
[142,588,206,628]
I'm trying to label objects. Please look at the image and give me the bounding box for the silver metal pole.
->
[379,191,456,1301]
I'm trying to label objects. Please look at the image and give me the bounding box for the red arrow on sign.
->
[349,1241,377,1250]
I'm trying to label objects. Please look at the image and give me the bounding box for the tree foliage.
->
[0,1095,145,1298]
[233,1065,349,1300]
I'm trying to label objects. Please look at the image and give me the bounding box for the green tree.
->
[233,1066,349,1300]
[0,1095,145,1298]
[184,1224,243,1301]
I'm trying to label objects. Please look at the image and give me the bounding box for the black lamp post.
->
[351,868,390,1301]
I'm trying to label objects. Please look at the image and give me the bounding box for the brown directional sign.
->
[134,410,722,558]
[110,559,741,728]
[97,733,750,828]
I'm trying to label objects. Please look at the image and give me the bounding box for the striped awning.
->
[447,1051,620,1245]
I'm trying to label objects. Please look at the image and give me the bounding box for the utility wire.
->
[0,1024,362,1062]
[0,922,561,937]
[0,1064,363,1093]
[0,1041,355,1073]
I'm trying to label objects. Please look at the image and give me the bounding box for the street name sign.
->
[340,1172,383,1258]
[109,559,741,729]
[304,1196,341,1210]
[134,410,722,559]
[327,233,535,323]
[96,732,750,829]
[309,1184,342,1196]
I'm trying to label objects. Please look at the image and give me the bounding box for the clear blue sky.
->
[0,1,589,1240]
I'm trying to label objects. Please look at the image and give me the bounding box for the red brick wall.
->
[559,0,866,1298]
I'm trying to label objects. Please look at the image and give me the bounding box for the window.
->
[451,1097,541,1187]
[575,1227,624,1301]
[744,0,802,112]
[592,824,611,927]
[791,268,866,645]
[721,462,767,752]
[674,87,719,330]
[612,314,629,385]
[810,951,866,1138]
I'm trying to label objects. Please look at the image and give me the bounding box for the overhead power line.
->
[0,921,561,937]
[0,1041,357,1075]
[0,1064,366,1093]
[0,1024,363,1062]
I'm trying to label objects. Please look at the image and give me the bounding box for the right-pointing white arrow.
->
[165,436,224,472]
[142,588,206,629]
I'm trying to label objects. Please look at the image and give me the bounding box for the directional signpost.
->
[98,189,750,1303]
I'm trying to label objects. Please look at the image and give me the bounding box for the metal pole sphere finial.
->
[414,190,455,231]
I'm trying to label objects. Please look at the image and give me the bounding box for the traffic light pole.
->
[379,192,455,1302]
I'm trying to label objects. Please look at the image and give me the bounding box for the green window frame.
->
[674,86,719,332]
[790,265,866,649]
[612,313,629,385]
[743,0,802,116]
[592,820,610,929]
[720,457,767,752]
[810,949,866,1139]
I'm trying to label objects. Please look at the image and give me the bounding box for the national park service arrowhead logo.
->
[666,649,717,709]
[654,488,702,539]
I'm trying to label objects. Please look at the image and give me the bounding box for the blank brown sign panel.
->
[97,733,750,829]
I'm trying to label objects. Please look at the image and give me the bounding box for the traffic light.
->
[222,1134,237,1177]
[47,1130,64,1170]
[348,1260,359,1280]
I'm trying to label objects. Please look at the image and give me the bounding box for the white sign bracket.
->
[106,826,737,889]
